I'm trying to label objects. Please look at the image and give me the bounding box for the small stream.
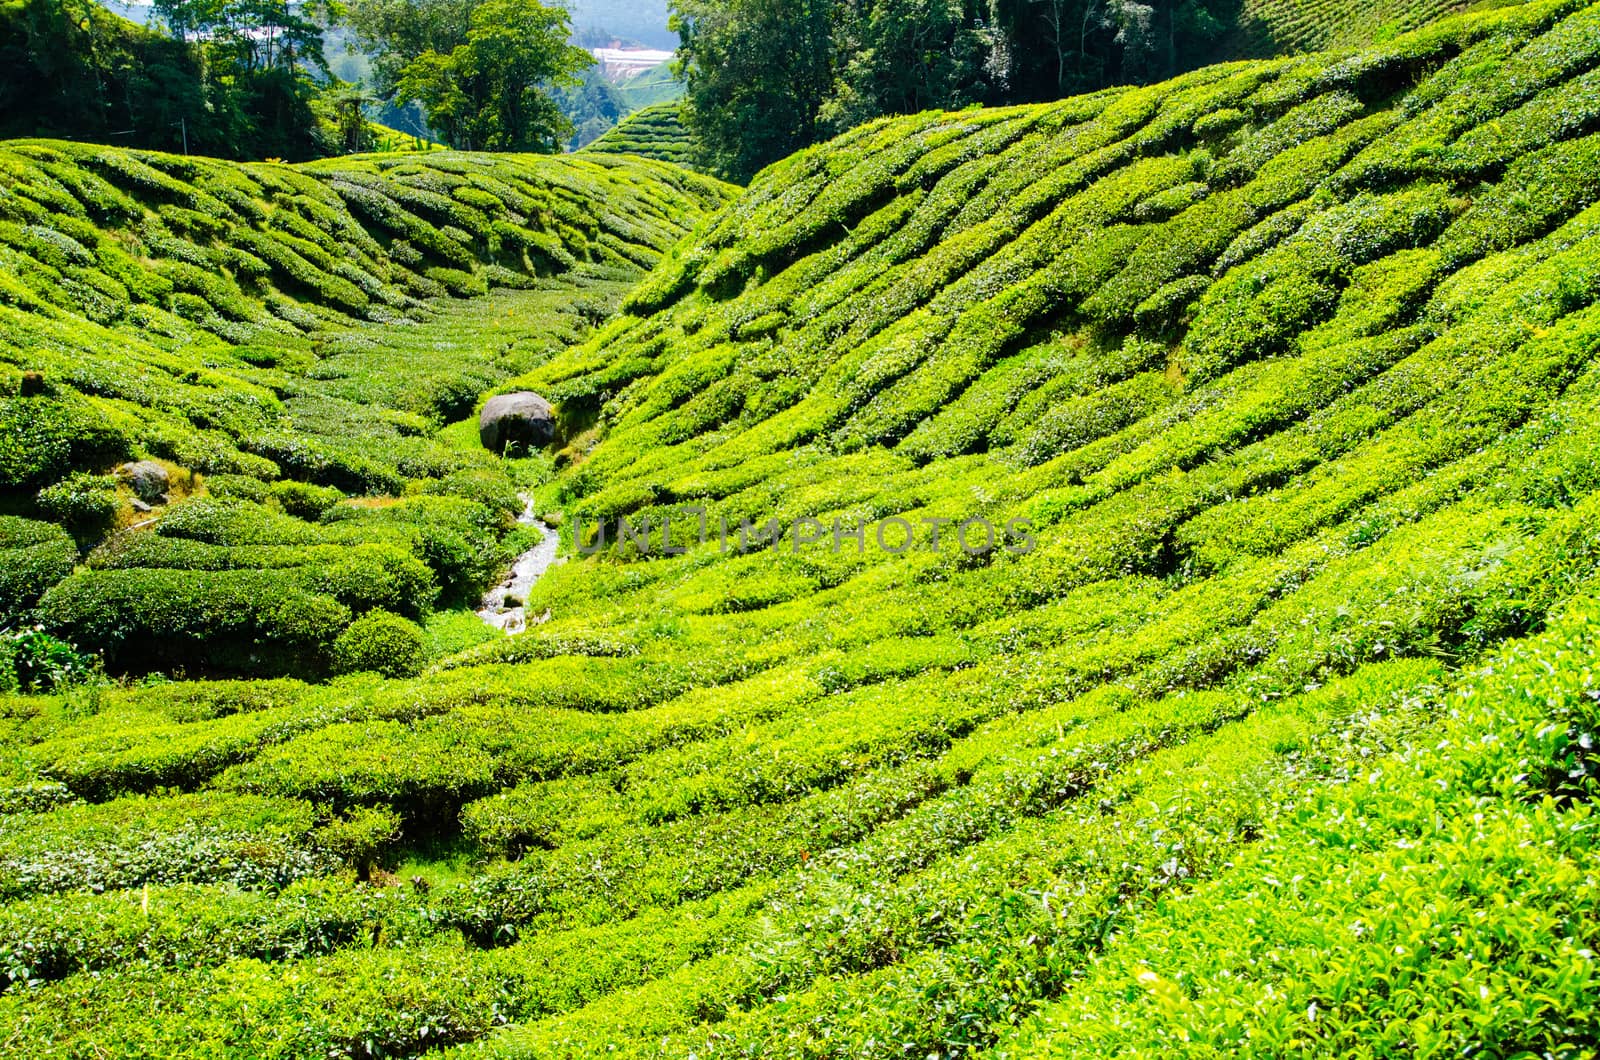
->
[477,499,562,633]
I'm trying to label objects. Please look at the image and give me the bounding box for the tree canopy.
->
[353,0,593,151]
[672,0,1238,182]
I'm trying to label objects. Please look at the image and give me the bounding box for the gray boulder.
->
[117,461,170,503]
[479,392,555,454]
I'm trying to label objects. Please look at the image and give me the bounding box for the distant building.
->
[591,47,675,79]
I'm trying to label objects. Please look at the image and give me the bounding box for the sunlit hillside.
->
[1238,0,1481,53]
[583,102,694,169]
[0,145,733,673]
[1,0,1598,1056]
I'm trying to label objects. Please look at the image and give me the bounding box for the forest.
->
[1,0,1303,172]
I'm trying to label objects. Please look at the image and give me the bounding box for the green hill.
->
[617,62,687,111]
[0,144,733,674]
[1238,0,1483,53]
[584,101,695,169]
[4,0,1600,1056]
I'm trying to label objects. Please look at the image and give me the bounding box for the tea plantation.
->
[3,0,1600,1056]
[1238,0,1479,54]
[584,104,696,171]
[0,145,733,675]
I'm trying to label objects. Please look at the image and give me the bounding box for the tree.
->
[345,0,476,94]
[0,0,210,153]
[671,0,838,183]
[461,0,587,149]
[320,83,378,153]
[670,0,1239,182]
[153,0,328,75]
[822,0,994,133]
[150,0,334,159]
[356,0,589,151]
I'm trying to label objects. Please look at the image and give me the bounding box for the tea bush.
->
[330,611,428,679]
[34,569,350,677]
[268,481,345,520]
[0,791,330,899]
[33,474,119,544]
[0,518,76,620]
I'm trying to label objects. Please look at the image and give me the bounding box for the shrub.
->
[155,497,324,546]
[296,545,438,619]
[0,878,406,992]
[313,805,402,880]
[0,518,77,619]
[330,610,427,678]
[324,496,504,604]
[0,627,96,693]
[199,473,270,503]
[34,569,350,677]
[34,473,119,544]
[0,791,329,899]
[427,469,523,521]
[269,480,346,519]
[0,398,130,490]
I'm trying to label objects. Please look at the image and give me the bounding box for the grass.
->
[2,0,1600,1056]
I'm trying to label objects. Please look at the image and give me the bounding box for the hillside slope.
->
[0,146,733,673]
[583,101,696,170]
[3,0,1600,1057]
[1,144,729,477]
[1237,0,1482,54]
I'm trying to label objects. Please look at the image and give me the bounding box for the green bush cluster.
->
[1237,0,1548,61]
[0,397,130,491]
[34,473,120,545]
[994,595,1600,1059]
[34,569,350,677]
[0,628,96,694]
[0,791,331,900]
[268,480,345,520]
[331,611,428,679]
[31,491,529,674]
[0,517,77,621]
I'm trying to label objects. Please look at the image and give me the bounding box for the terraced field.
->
[584,102,695,169]
[3,0,1600,1056]
[0,147,733,675]
[1238,0,1479,53]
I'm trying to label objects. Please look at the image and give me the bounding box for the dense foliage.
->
[350,0,595,151]
[0,0,206,155]
[0,0,352,161]
[670,0,1240,180]
[6,0,1600,1056]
